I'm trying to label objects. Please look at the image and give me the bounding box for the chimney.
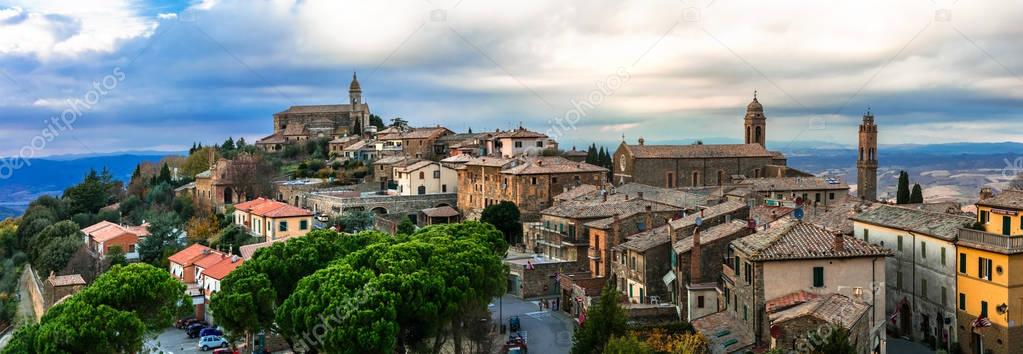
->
[645,205,653,230]
[611,214,622,245]
[833,232,845,252]
[980,187,994,201]
[690,227,702,283]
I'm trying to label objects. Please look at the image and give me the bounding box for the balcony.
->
[588,247,601,260]
[959,228,1023,254]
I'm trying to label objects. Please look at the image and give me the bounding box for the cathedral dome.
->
[349,72,361,92]
[746,97,763,112]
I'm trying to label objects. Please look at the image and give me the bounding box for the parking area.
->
[146,326,226,354]
[490,294,575,354]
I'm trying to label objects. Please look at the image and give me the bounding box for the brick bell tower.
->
[744,91,766,147]
[857,109,878,201]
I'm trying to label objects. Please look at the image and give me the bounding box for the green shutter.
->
[959,293,965,310]
[813,267,824,287]
[960,253,967,273]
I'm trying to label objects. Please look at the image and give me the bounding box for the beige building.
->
[233,197,314,240]
[490,127,557,157]
[393,160,458,195]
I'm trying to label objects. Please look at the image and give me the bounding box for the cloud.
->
[1,0,1023,156]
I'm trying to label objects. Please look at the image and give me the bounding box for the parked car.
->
[211,348,237,354]
[198,336,228,351]
[200,327,223,338]
[186,324,206,338]
[316,214,330,222]
[177,318,206,329]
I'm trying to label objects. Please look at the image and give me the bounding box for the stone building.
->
[724,219,891,352]
[456,156,607,221]
[736,176,851,208]
[376,126,453,159]
[851,204,974,348]
[857,110,879,201]
[256,73,370,150]
[745,91,767,147]
[44,273,86,308]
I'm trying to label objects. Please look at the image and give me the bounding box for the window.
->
[743,305,748,321]
[419,171,425,179]
[531,177,538,185]
[300,220,308,230]
[897,236,903,251]
[863,229,869,242]
[980,210,989,224]
[815,193,821,203]
[959,293,966,310]
[979,257,993,280]
[733,295,737,312]
[552,177,558,184]
[940,247,946,266]
[942,287,947,307]
[734,257,741,277]
[637,221,646,232]
[921,241,927,259]
[896,271,903,289]
[812,267,824,288]
[433,170,440,179]
[279,221,288,232]
[829,192,835,200]
[921,278,928,299]
[960,253,967,273]
[536,141,543,147]
[442,184,447,193]
[698,296,705,308]
[981,301,988,317]
[630,256,637,270]
[744,262,753,284]
[515,141,523,148]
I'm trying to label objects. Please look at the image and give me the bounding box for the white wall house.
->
[393,161,458,195]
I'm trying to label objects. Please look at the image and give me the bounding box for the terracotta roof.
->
[82,221,148,243]
[493,128,547,139]
[394,160,437,173]
[554,184,601,203]
[282,123,307,136]
[378,127,451,140]
[48,274,86,287]
[732,219,893,261]
[276,104,367,114]
[851,204,975,241]
[673,220,749,253]
[343,140,369,151]
[440,154,475,164]
[248,200,314,218]
[82,220,118,234]
[692,311,755,353]
[802,198,881,235]
[203,256,244,280]
[978,190,1023,210]
[463,157,516,168]
[668,201,748,229]
[544,198,679,219]
[195,252,229,269]
[617,225,671,252]
[421,206,460,218]
[765,290,819,313]
[239,238,288,260]
[742,176,850,192]
[500,156,606,175]
[168,244,213,266]
[256,132,286,144]
[374,155,412,165]
[769,293,868,329]
[234,197,274,211]
[625,143,773,159]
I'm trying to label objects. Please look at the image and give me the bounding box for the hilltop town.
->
[2,74,1022,354]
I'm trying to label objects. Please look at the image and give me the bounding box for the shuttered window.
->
[812,267,824,288]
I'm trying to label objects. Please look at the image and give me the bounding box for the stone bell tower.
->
[744,91,766,147]
[857,109,878,201]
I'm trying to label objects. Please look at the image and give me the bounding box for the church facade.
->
[613,94,797,187]
[256,73,371,151]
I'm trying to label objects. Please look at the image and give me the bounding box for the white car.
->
[198,335,228,351]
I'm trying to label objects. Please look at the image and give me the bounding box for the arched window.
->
[869,148,875,161]
[419,171,425,179]
[859,147,864,161]
[746,126,751,143]
[692,171,700,187]
[755,126,762,144]
[417,186,426,195]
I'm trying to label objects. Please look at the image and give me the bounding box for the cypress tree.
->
[897,171,910,204]
[910,184,924,204]
[586,144,598,165]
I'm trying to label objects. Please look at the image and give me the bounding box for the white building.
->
[393,160,458,195]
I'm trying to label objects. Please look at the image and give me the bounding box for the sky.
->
[0,0,1022,157]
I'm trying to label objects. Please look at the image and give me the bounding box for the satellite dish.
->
[695,217,703,226]
[794,208,805,220]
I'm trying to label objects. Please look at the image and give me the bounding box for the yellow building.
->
[233,197,314,241]
[956,190,1023,354]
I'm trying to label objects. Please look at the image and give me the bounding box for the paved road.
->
[0,268,37,350]
[146,327,215,354]
[888,337,937,354]
[490,294,574,354]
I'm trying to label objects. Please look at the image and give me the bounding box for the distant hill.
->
[0,154,179,214]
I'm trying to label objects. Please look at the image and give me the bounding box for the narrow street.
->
[490,294,574,354]
[0,268,38,349]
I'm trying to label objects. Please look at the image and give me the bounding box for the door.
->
[1003,215,1012,236]
[900,302,912,337]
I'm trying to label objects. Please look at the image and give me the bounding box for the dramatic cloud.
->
[1,0,1021,156]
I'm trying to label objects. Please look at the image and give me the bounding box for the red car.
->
[211,348,237,354]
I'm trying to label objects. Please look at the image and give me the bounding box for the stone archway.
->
[223,187,234,205]
[370,207,388,215]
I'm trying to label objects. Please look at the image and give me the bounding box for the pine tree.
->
[597,147,606,167]
[237,137,246,148]
[222,137,236,151]
[158,163,172,184]
[910,184,924,204]
[189,142,197,155]
[897,171,910,204]
[571,283,628,354]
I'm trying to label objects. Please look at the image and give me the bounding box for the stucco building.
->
[233,197,314,241]
[393,160,458,195]
[81,220,150,261]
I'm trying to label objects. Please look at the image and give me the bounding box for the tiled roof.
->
[493,128,547,139]
[801,198,881,235]
[283,123,307,136]
[343,140,370,151]
[82,221,148,243]
[373,155,412,165]
[195,170,212,178]
[500,157,606,175]
[544,198,679,219]
[233,197,273,212]
[195,252,228,269]
[378,127,451,140]
[851,204,975,241]
[617,225,670,252]
[81,220,118,234]
[742,176,850,192]
[554,184,601,203]
[765,290,819,313]
[668,201,748,229]
[239,238,288,260]
[673,220,749,253]
[692,311,755,353]
[463,157,516,168]
[256,132,286,144]
[203,256,244,280]
[750,206,794,226]
[769,293,868,329]
[440,154,475,163]
[978,190,1023,210]
[276,103,367,114]
[168,243,213,266]
[625,143,773,159]
[48,274,86,287]
[248,199,313,218]
[394,160,436,173]
[422,206,460,218]
[731,219,892,261]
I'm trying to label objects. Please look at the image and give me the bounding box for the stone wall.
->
[507,260,585,299]
[305,192,456,218]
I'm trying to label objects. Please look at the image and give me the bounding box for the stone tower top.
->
[744,91,767,147]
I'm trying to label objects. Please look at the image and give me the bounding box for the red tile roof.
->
[203,256,244,280]
[248,200,313,218]
[766,290,820,313]
[167,244,213,266]
[625,143,773,159]
[234,197,273,212]
[81,221,149,243]
[195,252,229,269]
